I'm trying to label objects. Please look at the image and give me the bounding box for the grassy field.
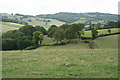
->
[95,34,118,49]
[0,22,23,33]
[83,28,119,37]
[23,17,65,28]
[2,34,118,78]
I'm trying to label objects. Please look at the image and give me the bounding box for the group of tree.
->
[47,23,85,43]
[88,21,120,30]
[2,25,47,50]
[2,21,117,50]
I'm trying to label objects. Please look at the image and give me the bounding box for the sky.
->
[0,0,119,15]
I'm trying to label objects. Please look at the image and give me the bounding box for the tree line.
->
[2,25,47,50]
[1,16,28,25]
[87,21,120,30]
[2,23,86,50]
[2,21,119,50]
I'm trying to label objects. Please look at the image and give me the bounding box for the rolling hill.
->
[36,12,118,24]
[2,34,118,78]
[0,13,66,28]
[0,12,118,33]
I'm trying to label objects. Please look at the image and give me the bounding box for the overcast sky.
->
[0,0,119,15]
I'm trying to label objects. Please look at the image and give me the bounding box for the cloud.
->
[0,0,119,15]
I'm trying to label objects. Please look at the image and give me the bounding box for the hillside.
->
[1,12,118,28]
[2,34,118,78]
[0,13,65,29]
[0,22,23,33]
[96,34,118,49]
[36,12,118,24]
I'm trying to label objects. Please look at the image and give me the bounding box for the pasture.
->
[95,34,118,49]
[2,34,118,78]
[24,17,65,28]
[83,28,119,37]
[0,22,23,33]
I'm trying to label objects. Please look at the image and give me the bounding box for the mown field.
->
[2,34,118,78]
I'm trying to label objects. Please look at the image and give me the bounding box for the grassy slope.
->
[23,17,65,27]
[2,35,118,78]
[83,28,119,37]
[95,34,118,49]
[2,49,118,78]
[23,17,46,26]
[0,22,24,33]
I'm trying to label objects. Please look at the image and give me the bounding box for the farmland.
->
[96,35,118,49]
[83,28,119,37]
[0,22,23,33]
[2,34,119,78]
[1,12,119,78]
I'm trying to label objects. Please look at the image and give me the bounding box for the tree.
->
[48,25,57,33]
[70,23,85,32]
[18,25,36,36]
[2,30,25,39]
[71,23,85,40]
[53,27,64,44]
[78,30,85,41]
[2,39,16,50]
[64,27,75,41]
[2,38,33,50]
[89,24,95,29]
[35,26,47,35]
[96,23,102,29]
[108,29,111,34]
[107,21,117,28]
[64,23,85,41]
[60,24,70,30]
[91,29,98,39]
[32,31,44,45]
[39,33,44,45]
[47,27,57,38]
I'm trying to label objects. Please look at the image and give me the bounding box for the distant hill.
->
[0,12,118,33]
[0,13,65,28]
[36,12,118,24]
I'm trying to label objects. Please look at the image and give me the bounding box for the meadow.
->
[2,34,119,78]
[83,28,119,37]
[0,22,23,33]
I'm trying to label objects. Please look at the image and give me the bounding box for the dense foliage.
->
[87,21,120,30]
[35,26,47,35]
[48,23,85,42]
[2,25,46,50]
[32,31,44,45]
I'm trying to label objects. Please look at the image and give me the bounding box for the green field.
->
[83,28,119,37]
[23,17,65,28]
[0,22,23,33]
[2,34,118,78]
[96,35,118,49]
